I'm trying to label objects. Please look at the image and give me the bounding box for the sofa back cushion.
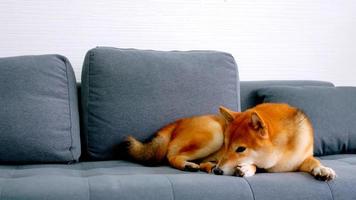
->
[81,47,240,160]
[256,86,356,156]
[240,80,334,111]
[0,55,81,163]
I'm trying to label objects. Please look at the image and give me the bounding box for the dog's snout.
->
[212,167,224,175]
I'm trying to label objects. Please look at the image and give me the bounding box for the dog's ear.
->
[251,111,268,138]
[219,106,239,123]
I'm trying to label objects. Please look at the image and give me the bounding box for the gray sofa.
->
[0,47,355,200]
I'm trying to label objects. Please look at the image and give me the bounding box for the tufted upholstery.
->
[0,155,355,200]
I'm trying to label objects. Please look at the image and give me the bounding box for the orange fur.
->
[216,103,336,181]
[124,103,336,181]
[125,115,226,172]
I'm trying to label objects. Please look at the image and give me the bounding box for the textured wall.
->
[1,0,355,85]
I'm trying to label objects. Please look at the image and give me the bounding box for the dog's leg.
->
[168,155,200,171]
[167,129,224,172]
[299,156,336,181]
[199,148,224,173]
[167,144,222,172]
[200,162,217,173]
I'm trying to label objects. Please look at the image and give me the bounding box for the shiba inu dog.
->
[214,103,336,181]
[124,103,336,181]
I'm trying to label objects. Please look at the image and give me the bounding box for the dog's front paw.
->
[311,166,336,181]
[235,164,256,177]
[184,162,200,172]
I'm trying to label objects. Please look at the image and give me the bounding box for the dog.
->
[124,103,336,181]
[213,103,336,181]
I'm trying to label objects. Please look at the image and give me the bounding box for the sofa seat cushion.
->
[0,155,355,200]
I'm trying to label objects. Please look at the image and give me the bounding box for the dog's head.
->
[214,105,278,175]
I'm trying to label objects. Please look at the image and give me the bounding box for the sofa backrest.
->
[78,81,335,114]
[76,79,336,161]
[0,55,81,164]
[80,47,240,160]
[240,80,334,111]
[0,49,344,164]
[76,48,340,160]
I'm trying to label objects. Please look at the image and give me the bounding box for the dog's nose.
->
[213,167,224,175]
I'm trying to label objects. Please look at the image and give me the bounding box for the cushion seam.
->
[86,177,91,200]
[242,177,256,200]
[164,175,175,200]
[86,50,94,159]
[230,54,241,112]
[231,56,241,112]
[0,178,3,199]
[63,56,76,162]
[326,182,335,200]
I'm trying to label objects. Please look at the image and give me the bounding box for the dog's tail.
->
[124,122,178,165]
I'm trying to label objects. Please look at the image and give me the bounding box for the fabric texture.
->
[0,55,81,163]
[256,86,356,156]
[240,80,334,111]
[81,47,240,160]
[0,155,355,200]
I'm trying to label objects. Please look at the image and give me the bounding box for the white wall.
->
[1,0,355,86]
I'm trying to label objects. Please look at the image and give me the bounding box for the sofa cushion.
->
[0,156,355,200]
[256,86,356,156]
[0,55,81,163]
[81,47,240,160]
[240,80,334,111]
